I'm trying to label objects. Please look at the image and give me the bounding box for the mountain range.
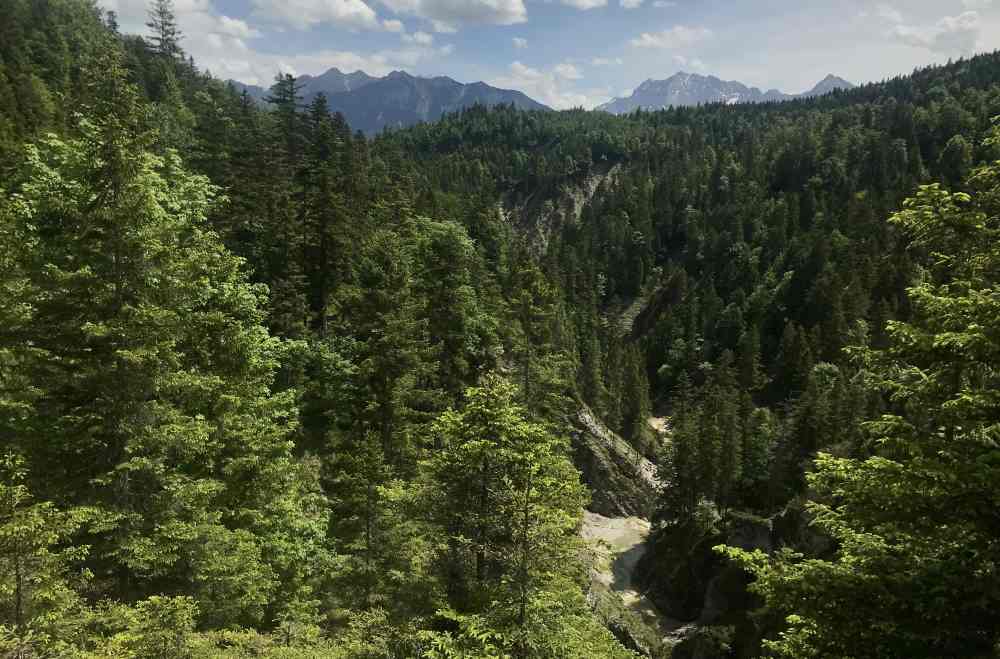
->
[230,68,549,135]
[231,68,855,133]
[596,72,855,114]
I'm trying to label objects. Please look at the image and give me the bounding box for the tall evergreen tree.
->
[145,0,182,59]
[424,375,630,657]
[0,454,89,657]
[726,132,1000,658]
[1,57,328,627]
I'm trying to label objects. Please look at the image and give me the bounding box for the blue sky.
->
[103,0,1000,108]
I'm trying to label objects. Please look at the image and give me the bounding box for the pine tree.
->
[424,375,628,657]
[0,454,89,657]
[349,223,429,471]
[266,73,305,165]
[145,0,183,59]
[303,92,347,335]
[621,345,652,455]
[660,372,699,519]
[737,324,767,391]
[415,221,489,404]
[260,72,310,339]
[1,58,328,626]
[507,258,573,420]
[725,132,1000,657]
[326,432,429,616]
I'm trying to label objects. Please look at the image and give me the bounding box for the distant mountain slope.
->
[597,72,855,114]
[229,67,377,102]
[230,68,549,134]
[802,74,855,97]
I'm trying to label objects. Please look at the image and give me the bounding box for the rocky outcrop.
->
[572,405,659,518]
[635,501,830,658]
[501,163,621,255]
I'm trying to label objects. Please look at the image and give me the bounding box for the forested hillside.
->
[2,1,999,657]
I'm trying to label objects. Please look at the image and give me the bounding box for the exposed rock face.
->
[637,510,773,623]
[635,502,834,658]
[597,72,855,114]
[572,405,659,518]
[502,162,622,256]
[574,409,671,656]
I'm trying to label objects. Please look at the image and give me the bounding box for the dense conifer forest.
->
[1,0,999,656]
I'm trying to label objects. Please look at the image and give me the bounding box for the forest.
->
[1,0,999,657]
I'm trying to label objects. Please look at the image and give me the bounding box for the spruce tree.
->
[1,58,328,626]
[0,454,89,657]
[145,0,183,59]
[424,375,629,657]
[725,132,1000,657]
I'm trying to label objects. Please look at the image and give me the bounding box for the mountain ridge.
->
[229,68,549,135]
[597,71,855,114]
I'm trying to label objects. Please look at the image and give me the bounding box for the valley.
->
[2,0,1000,657]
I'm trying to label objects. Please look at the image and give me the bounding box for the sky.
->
[102,0,1000,109]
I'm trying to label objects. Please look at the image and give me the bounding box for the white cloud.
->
[382,18,405,31]
[963,0,992,9]
[621,0,643,8]
[377,0,527,27]
[560,0,607,9]
[215,15,261,38]
[218,46,442,85]
[554,61,583,79]
[513,36,528,48]
[652,0,676,6]
[591,56,623,66]
[403,30,434,44]
[431,19,458,32]
[672,54,706,71]
[171,0,212,12]
[250,0,380,30]
[875,3,903,23]
[102,0,280,78]
[102,0,452,87]
[630,25,712,48]
[101,0,241,36]
[890,11,981,55]
[490,61,610,109]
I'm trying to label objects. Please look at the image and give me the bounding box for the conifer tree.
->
[349,223,429,471]
[415,221,489,404]
[424,375,629,657]
[303,92,347,335]
[1,56,328,626]
[726,131,1000,657]
[0,454,89,657]
[326,432,427,615]
[145,0,182,59]
[621,344,652,455]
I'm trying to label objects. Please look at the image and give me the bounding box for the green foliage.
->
[1,59,328,629]
[424,376,632,657]
[0,454,90,657]
[725,128,1000,658]
[425,375,584,616]
[8,3,1000,655]
[120,596,198,659]
[420,611,508,659]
